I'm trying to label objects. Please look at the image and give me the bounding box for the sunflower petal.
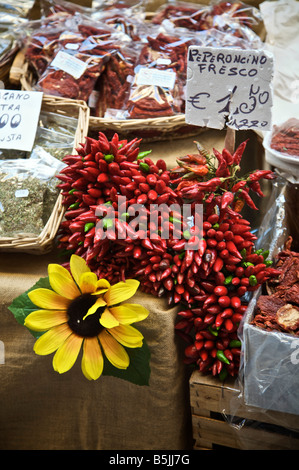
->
[81,337,104,380]
[25,309,68,332]
[96,279,111,289]
[109,324,144,348]
[92,278,111,296]
[104,279,140,306]
[83,297,107,320]
[28,288,71,310]
[70,254,91,287]
[33,323,72,355]
[48,264,81,299]
[99,330,129,369]
[109,303,149,325]
[100,308,119,328]
[78,271,98,294]
[53,333,83,374]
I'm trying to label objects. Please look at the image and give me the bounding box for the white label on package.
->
[0,90,43,151]
[185,46,274,131]
[51,50,87,79]
[136,68,176,89]
[15,189,29,198]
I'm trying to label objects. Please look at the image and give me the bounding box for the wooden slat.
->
[190,371,299,430]
[192,414,299,450]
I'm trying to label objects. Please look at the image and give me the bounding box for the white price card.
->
[136,67,176,89]
[51,50,87,80]
[185,46,274,131]
[0,90,43,151]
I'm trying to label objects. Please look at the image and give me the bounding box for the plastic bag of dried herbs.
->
[0,158,60,238]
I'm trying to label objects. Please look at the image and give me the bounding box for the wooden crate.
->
[190,370,299,450]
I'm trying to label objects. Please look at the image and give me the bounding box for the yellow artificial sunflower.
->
[24,255,149,380]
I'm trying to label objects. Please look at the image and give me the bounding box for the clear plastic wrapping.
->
[0,157,61,238]
[40,0,91,18]
[0,110,76,161]
[20,3,264,118]
[95,45,138,117]
[24,13,120,101]
[0,0,34,19]
[269,118,299,157]
[0,0,32,63]
[235,178,299,420]
[91,7,145,41]
[151,0,263,37]
[116,26,198,119]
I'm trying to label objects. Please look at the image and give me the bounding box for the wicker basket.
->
[88,114,203,142]
[0,94,90,254]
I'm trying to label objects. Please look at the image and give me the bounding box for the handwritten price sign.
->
[0,90,43,151]
[185,46,274,130]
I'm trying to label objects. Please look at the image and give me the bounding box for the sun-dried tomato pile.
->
[56,132,280,380]
[252,237,299,336]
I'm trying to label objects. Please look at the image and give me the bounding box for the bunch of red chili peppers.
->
[170,140,279,380]
[56,132,279,381]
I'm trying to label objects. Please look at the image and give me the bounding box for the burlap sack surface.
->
[0,263,193,450]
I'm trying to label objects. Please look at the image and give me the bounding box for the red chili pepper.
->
[231,224,251,235]
[198,238,207,257]
[221,308,233,318]
[214,285,228,296]
[231,180,247,193]
[220,191,235,210]
[218,296,231,308]
[256,270,266,283]
[224,319,234,332]
[239,189,258,210]
[212,257,224,273]
[249,181,264,197]
[226,240,242,259]
[215,313,224,328]
[231,313,243,324]
[249,170,275,182]
[252,263,266,274]
[232,140,248,165]
[224,349,234,361]
[230,296,241,309]
[213,148,230,177]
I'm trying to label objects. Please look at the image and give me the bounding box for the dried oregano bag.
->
[0,158,60,238]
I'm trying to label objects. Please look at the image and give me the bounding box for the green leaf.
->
[8,276,51,338]
[137,150,152,160]
[102,339,151,386]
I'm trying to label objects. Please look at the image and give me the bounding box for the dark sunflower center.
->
[67,294,105,337]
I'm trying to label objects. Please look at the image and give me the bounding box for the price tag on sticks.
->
[185,46,274,131]
[0,90,43,151]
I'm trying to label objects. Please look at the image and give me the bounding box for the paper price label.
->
[51,50,87,80]
[15,189,29,198]
[185,46,274,131]
[136,67,176,89]
[0,90,43,152]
